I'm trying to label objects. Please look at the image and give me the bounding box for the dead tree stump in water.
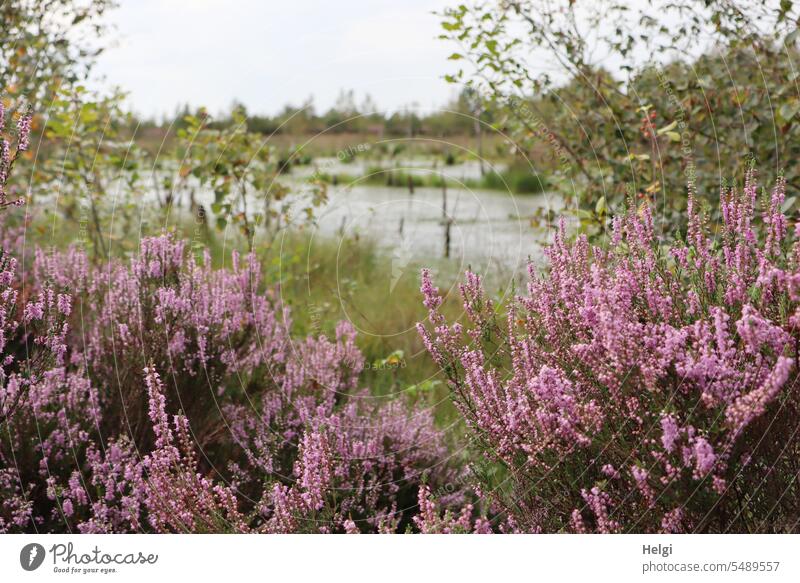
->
[441,180,452,258]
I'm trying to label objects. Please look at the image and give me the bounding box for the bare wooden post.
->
[474,116,485,177]
[441,179,446,219]
[442,180,451,258]
[444,220,451,258]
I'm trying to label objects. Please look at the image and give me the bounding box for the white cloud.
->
[92,0,459,118]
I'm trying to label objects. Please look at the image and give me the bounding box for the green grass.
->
[319,165,548,195]
[479,166,548,194]
[260,229,464,423]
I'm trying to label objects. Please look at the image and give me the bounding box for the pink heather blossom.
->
[660,415,679,453]
[420,268,442,313]
[580,487,620,534]
[726,356,793,434]
[601,464,620,480]
[419,170,800,533]
[691,437,716,478]
[294,431,333,511]
[661,508,684,533]
[56,293,71,316]
[631,466,654,505]
[570,509,587,533]
[0,105,32,209]
[23,299,44,322]
[16,110,32,152]
[412,485,490,533]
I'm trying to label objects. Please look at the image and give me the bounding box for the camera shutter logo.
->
[20,543,46,571]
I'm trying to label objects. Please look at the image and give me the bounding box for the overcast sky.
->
[92,0,460,119]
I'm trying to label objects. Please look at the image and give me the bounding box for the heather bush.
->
[0,104,80,532]
[0,100,32,210]
[419,169,800,533]
[35,234,295,449]
[1,224,466,532]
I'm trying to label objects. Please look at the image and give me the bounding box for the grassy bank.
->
[318,165,548,195]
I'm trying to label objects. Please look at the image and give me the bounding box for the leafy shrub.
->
[440,1,800,233]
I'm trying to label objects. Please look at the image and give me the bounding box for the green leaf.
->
[656,120,678,135]
[779,101,800,121]
[595,196,607,215]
